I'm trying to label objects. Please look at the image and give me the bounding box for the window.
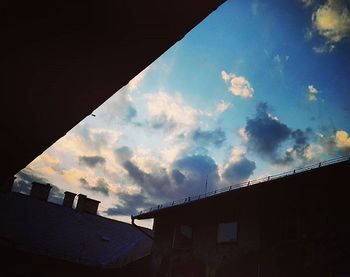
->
[173,225,193,249]
[217,222,237,243]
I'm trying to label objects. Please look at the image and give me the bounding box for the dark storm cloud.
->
[122,154,220,201]
[78,155,106,168]
[291,128,312,157]
[171,169,186,184]
[173,154,219,184]
[79,177,109,196]
[172,154,220,195]
[122,160,172,199]
[114,146,133,163]
[244,103,315,164]
[105,193,152,216]
[92,178,109,196]
[123,161,147,185]
[245,102,291,158]
[273,128,314,164]
[223,157,256,184]
[79,177,89,187]
[192,128,226,148]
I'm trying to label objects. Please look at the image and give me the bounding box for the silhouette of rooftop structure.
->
[133,155,350,220]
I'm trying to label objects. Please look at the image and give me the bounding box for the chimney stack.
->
[63,191,76,208]
[30,182,52,201]
[76,194,100,215]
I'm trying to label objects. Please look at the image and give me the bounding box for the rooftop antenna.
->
[205,174,208,195]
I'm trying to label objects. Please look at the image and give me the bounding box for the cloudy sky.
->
[14,0,350,227]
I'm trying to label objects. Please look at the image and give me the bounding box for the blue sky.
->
[14,0,350,227]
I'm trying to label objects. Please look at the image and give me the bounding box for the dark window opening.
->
[217,222,238,243]
[172,225,193,249]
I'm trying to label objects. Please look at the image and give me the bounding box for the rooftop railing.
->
[134,155,350,217]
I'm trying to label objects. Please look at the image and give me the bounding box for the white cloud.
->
[161,142,190,165]
[312,0,350,43]
[273,54,281,63]
[304,144,324,160]
[268,113,279,121]
[221,70,254,99]
[126,67,149,92]
[301,0,314,8]
[228,146,245,164]
[130,147,164,175]
[145,91,199,138]
[29,152,65,176]
[54,127,121,155]
[307,85,318,101]
[305,28,314,40]
[98,91,137,123]
[334,130,350,148]
[317,130,350,155]
[272,54,288,74]
[221,70,231,82]
[238,127,249,143]
[313,44,335,53]
[216,100,231,113]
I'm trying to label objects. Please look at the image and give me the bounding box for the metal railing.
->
[134,155,350,217]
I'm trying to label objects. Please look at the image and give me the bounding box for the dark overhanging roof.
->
[0,0,225,180]
[132,156,350,220]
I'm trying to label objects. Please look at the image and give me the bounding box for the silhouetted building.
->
[29,182,52,201]
[133,158,350,277]
[63,191,77,208]
[76,193,100,214]
[0,182,152,277]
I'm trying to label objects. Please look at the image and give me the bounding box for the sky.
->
[14,0,350,228]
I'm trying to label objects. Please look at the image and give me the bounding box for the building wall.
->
[149,161,350,277]
[151,189,261,277]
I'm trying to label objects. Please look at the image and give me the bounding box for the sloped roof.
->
[0,192,152,267]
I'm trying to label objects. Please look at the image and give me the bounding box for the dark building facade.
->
[133,159,350,277]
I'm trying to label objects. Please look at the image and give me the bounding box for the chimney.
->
[63,191,76,208]
[0,176,16,193]
[76,194,100,215]
[30,182,52,201]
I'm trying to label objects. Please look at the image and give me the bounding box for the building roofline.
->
[6,191,151,231]
[132,155,350,220]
